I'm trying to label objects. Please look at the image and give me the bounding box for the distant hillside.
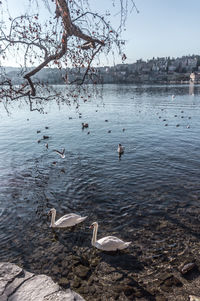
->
[1,55,200,84]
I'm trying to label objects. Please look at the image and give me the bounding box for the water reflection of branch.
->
[1,82,104,114]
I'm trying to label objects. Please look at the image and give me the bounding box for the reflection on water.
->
[1,84,200,299]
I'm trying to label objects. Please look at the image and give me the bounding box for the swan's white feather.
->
[95,236,131,251]
[52,212,87,228]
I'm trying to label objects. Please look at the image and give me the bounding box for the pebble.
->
[180,262,196,275]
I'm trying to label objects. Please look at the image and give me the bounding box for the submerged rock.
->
[180,262,196,275]
[0,262,84,301]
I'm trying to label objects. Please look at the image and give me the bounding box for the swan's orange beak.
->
[47,211,51,216]
[89,225,94,229]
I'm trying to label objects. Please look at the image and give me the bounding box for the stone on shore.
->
[0,262,84,301]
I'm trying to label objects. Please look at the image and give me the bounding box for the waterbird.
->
[53,148,65,158]
[45,143,48,149]
[89,222,131,251]
[48,208,87,228]
[82,122,89,129]
[118,144,124,154]
[172,95,175,99]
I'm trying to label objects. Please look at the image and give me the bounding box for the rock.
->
[74,265,90,279]
[155,295,167,301]
[4,270,33,297]
[0,262,23,295]
[160,274,182,292]
[57,277,70,289]
[0,262,85,301]
[180,262,196,275]
[72,277,81,289]
[44,290,84,301]
[9,274,59,301]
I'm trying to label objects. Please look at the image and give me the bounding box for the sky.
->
[1,0,200,66]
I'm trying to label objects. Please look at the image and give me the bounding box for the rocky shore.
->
[0,262,84,301]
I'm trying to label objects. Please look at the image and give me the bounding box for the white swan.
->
[89,222,131,251]
[48,208,87,228]
[117,144,124,154]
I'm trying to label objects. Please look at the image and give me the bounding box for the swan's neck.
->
[92,224,98,246]
[50,211,56,227]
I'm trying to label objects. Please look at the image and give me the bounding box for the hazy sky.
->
[2,0,200,66]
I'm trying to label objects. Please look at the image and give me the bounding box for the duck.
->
[48,208,87,228]
[82,123,89,129]
[89,222,131,251]
[117,144,124,154]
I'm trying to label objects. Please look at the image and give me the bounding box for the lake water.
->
[1,84,200,300]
